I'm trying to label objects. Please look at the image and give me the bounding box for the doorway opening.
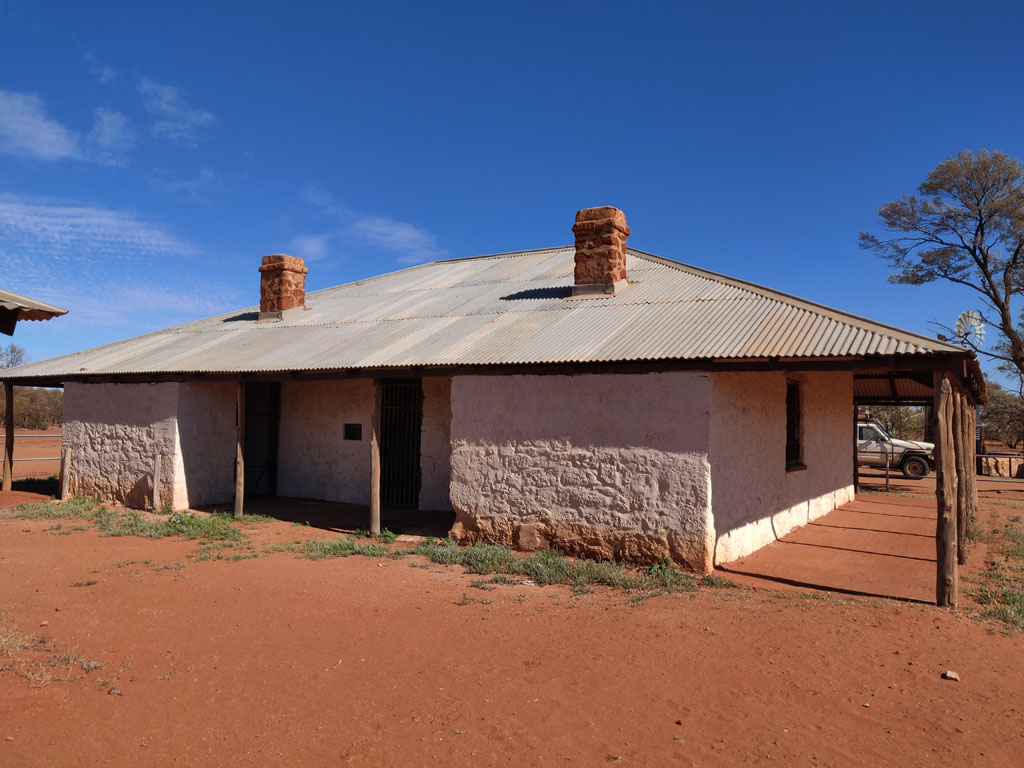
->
[380,378,422,507]
[244,382,280,497]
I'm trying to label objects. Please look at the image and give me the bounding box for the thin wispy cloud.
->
[0,193,223,333]
[299,184,447,265]
[288,233,332,262]
[150,167,220,201]
[0,90,79,161]
[0,193,195,258]
[87,108,136,166]
[348,215,446,263]
[83,49,116,84]
[138,78,217,146]
[0,90,135,165]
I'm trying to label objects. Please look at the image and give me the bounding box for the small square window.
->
[344,423,363,441]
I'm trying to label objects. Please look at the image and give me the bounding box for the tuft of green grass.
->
[970,519,1024,631]
[301,535,394,560]
[412,540,697,594]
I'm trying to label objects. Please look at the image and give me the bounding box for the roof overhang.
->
[0,290,68,336]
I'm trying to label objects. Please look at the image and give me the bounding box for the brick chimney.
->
[259,254,308,320]
[572,206,630,297]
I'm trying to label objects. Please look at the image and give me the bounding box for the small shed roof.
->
[0,289,68,336]
[0,247,978,386]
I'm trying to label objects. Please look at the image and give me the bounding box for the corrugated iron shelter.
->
[0,289,67,336]
[0,208,985,603]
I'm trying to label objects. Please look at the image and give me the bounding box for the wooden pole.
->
[234,381,245,520]
[934,372,958,607]
[2,382,13,492]
[852,404,859,491]
[953,389,969,565]
[968,403,978,527]
[369,378,382,535]
[59,448,71,502]
[152,452,162,511]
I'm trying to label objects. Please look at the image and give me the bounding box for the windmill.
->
[954,310,986,346]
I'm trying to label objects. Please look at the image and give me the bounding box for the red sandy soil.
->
[1,489,1023,767]
[3,427,62,479]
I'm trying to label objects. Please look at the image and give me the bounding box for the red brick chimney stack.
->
[571,206,630,297]
[259,254,308,320]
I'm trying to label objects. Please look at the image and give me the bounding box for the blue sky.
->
[2,1,1024,379]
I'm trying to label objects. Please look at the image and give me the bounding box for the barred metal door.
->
[380,379,422,507]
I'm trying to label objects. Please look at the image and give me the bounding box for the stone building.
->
[0,208,984,572]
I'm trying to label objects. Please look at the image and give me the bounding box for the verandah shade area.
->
[849,363,984,606]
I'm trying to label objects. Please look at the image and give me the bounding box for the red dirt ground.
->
[1,489,1022,767]
[3,427,62,479]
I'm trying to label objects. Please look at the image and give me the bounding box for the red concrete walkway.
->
[718,494,939,603]
[718,470,1024,603]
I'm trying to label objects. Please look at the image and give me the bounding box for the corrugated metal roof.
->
[0,289,68,322]
[0,247,969,381]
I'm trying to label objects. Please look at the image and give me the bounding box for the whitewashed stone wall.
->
[420,377,453,511]
[174,382,237,508]
[63,382,181,508]
[710,371,855,564]
[277,379,372,504]
[449,373,715,570]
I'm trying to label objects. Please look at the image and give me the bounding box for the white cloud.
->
[150,167,219,201]
[0,90,79,161]
[0,91,136,165]
[288,233,332,261]
[138,78,216,146]
[0,193,195,258]
[300,185,447,265]
[83,49,116,84]
[87,108,136,166]
[0,193,227,333]
[347,215,447,263]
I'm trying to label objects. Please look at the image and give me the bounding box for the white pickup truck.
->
[857,420,934,479]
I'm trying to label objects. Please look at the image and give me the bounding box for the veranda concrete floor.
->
[718,468,1024,604]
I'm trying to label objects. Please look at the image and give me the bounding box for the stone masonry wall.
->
[710,371,855,564]
[449,373,714,571]
[419,376,453,511]
[277,379,372,504]
[174,381,237,508]
[63,382,181,508]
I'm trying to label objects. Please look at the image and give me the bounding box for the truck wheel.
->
[901,455,930,479]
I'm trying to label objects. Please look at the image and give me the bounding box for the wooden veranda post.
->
[234,382,245,520]
[369,379,382,535]
[2,382,13,492]
[968,403,978,528]
[59,448,71,501]
[152,453,162,511]
[934,372,958,607]
[954,390,971,566]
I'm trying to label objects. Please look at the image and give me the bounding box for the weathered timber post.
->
[852,404,859,491]
[369,379,382,535]
[2,382,13,492]
[234,382,246,520]
[968,403,978,526]
[59,448,71,501]
[152,453,162,511]
[934,372,958,607]
[954,390,970,566]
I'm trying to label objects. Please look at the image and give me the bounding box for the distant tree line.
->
[870,406,925,441]
[0,343,63,429]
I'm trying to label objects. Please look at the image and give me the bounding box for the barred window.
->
[786,380,803,470]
